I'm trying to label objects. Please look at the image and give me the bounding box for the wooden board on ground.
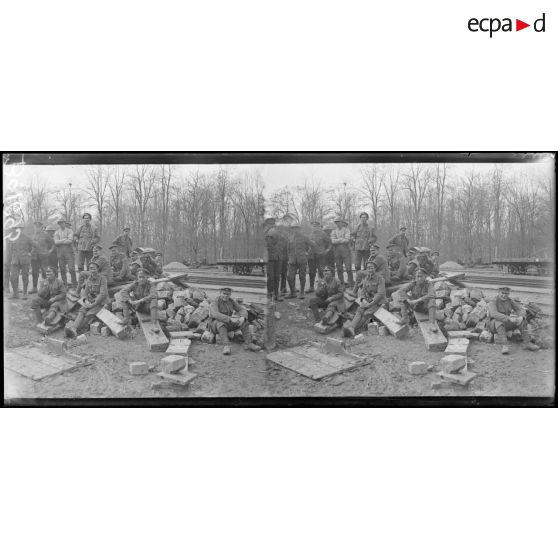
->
[169,330,197,339]
[4,345,91,381]
[166,338,191,355]
[155,371,196,386]
[437,370,477,386]
[373,307,409,339]
[414,310,447,351]
[137,312,169,351]
[447,330,479,339]
[96,307,132,339]
[266,343,367,380]
[445,338,470,355]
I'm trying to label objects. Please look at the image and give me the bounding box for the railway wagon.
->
[217,258,266,275]
[492,257,553,275]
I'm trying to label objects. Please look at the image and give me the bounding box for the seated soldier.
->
[342,259,386,338]
[119,267,159,333]
[138,252,159,277]
[154,252,164,277]
[76,244,113,295]
[415,249,435,277]
[109,244,132,283]
[487,286,539,354]
[308,265,345,324]
[387,244,408,283]
[129,260,141,279]
[396,268,438,332]
[430,250,440,275]
[209,287,261,355]
[30,266,67,324]
[65,261,109,338]
[369,244,391,286]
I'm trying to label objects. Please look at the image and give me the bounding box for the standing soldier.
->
[112,226,133,258]
[487,287,539,354]
[286,222,315,300]
[342,260,386,338]
[331,217,354,287]
[30,221,54,293]
[65,261,109,338]
[388,225,410,257]
[209,287,261,355]
[308,266,345,323]
[75,212,100,273]
[54,218,77,288]
[277,216,291,296]
[8,223,34,299]
[352,212,377,272]
[322,225,335,269]
[45,225,59,278]
[118,268,160,332]
[396,268,437,331]
[307,220,332,293]
[109,244,132,283]
[263,217,283,302]
[30,266,67,324]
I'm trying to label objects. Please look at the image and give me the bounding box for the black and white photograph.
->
[2,153,555,403]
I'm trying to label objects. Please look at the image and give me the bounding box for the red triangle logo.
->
[516,19,530,31]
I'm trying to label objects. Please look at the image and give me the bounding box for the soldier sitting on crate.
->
[396,268,438,332]
[138,251,160,278]
[65,261,109,338]
[30,266,67,325]
[387,244,408,283]
[209,287,261,355]
[487,286,539,354]
[308,265,345,323]
[76,244,113,295]
[109,244,132,283]
[342,259,387,338]
[118,268,160,333]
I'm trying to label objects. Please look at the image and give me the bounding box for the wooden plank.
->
[437,370,477,386]
[447,330,479,339]
[165,338,191,355]
[5,347,89,380]
[10,346,78,371]
[266,350,334,379]
[169,330,197,339]
[96,307,132,339]
[414,311,447,351]
[289,344,361,370]
[137,312,169,351]
[445,339,470,355]
[373,307,409,339]
[155,371,196,386]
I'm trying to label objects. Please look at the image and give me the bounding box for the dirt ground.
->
[3,290,555,400]
[265,297,555,398]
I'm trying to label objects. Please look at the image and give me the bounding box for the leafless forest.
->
[16,162,554,265]
[268,163,554,264]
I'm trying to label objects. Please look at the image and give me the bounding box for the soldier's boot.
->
[22,282,28,300]
[321,309,334,325]
[285,279,296,298]
[520,328,539,351]
[29,276,38,294]
[311,307,321,322]
[44,310,56,325]
[33,307,43,323]
[396,304,409,325]
[496,333,509,354]
[223,345,231,355]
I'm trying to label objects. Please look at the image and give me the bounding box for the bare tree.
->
[360,164,385,228]
[128,165,156,245]
[84,166,111,234]
[107,165,127,232]
[402,163,432,244]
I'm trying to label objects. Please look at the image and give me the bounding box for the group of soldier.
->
[264,212,538,353]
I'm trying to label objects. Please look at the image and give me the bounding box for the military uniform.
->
[388,252,407,283]
[264,225,283,299]
[78,254,113,292]
[372,253,391,286]
[487,297,529,343]
[139,255,159,277]
[75,223,100,271]
[45,230,59,277]
[387,231,409,257]
[30,229,54,290]
[209,296,254,346]
[352,223,377,271]
[276,226,289,294]
[331,225,354,286]
[308,275,345,322]
[69,274,109,335]
[54,226,77,287]
[286,229,315,296]
[30,277,67,322]
[9,231,34,296]
[397,278,436,322]
[307,228,332,291]
[120,277,158,324]
[112,233,133,258]
[344,273,386,334]
[110,253,132,283]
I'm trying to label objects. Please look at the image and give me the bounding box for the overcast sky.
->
[4,158,554,198]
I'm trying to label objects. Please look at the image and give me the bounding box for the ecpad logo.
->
[468,13,546,37]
